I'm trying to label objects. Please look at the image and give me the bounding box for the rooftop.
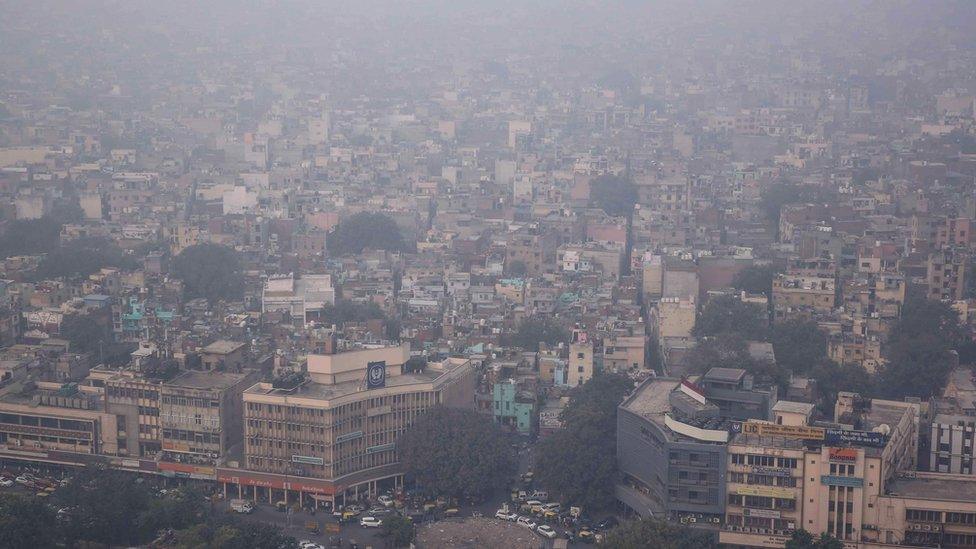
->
[703,367,746,384]
[168,369,250,391]
[887,475,976,503]
[201,340,246,355]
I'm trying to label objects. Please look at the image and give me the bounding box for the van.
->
[531,491,548,501]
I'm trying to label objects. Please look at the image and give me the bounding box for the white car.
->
[359,516,383,528]
[496,509,517,521]
[377,495,394,507]
[0,477,13,487]
[517,516,537,529]
[299,541,325,549]
[536,525,558,539]
[541,502,561,512]
[15,475,34,485]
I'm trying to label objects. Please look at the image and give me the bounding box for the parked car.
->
[542,502,561,512]
[0,477,13,487]
[496,509,517,521]
[537,525,558,539]
[15,474,34,486]
[525,500,544,512]
[359,516,383,528]
[230,499,254,514]
[377,495,394,507]
[299,541,325,549]
[517,516,537,529]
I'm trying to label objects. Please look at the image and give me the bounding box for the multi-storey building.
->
[222,345,475,508]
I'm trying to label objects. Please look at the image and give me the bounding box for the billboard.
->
[735,485,795,499]
[829,448,858,462]
[824,428,886,448]
[366,361,386,389]
[821,475,864,488]
[741,421,826,440]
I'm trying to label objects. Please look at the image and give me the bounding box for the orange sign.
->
[829,447,858,462]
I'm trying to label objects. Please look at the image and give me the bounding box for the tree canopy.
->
[535,373,633,511]
[732,264,778,296]
[686,333,787,388]
[380,514,416,547]
[0,216,67,259]
[502,315,569,352]
[0,493,58,549]
[877,296,964,399]
[34,236,136,280]
[771,319,827,375]
[589,174,638,217]
[327,212,408,256]
[172,243,245,303]
[693,294,769,341]
[603,518,716,549]
[398,406,515,501]
[785,530,844,549]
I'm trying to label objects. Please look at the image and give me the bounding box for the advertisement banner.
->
[742,421,826,440]
[821,475,864,488]
[824,429,886,448]
[828,448,858,462]
[735,485,795,499]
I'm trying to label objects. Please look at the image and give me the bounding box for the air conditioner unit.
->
[688,518,697,523]
[933,525,942,532]
[923,525,931,531]
[913,524,924,530]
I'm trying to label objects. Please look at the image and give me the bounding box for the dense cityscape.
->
[1,1,976,548]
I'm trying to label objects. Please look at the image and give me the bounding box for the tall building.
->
[220,345,476,508]
[567,329,593,387]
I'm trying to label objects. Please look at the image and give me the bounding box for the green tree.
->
[60,312,112,355]
[589,174,638,217]
[810,359,873,411]
[771,319,827,375]
[785,529,844,549]
[0,217,64,259]
[759,181,834,229]
[322,299,387,325]
[732,264,778,296]
[878,297,964,399]
[603,518,716,549]
[535,373,633,510]
[502,316,568,352]
[507,259,528,277]
[136,485,212,541]
[380,514,416,547]
[172,243,244,303]
[398,406,515,501]
[56,467,154,546]
[327,212,408,256]
[686,333,787,388]
[0,493,58,549]
[693,295,768,341]
[173,521,298,549]
[34,236,136,280]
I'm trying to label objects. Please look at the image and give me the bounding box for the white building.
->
[262,273,335,323]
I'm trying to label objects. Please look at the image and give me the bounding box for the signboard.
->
[735,486,795,499]
[829,448,858,462]
[824,429,886,448]
[821,475,864,488]
[744,508,781,519]
[365,443,395,454]
[366,361,386,389]
[335,431,363,443]
[751,466,792,478]
[742,421,826,440]
[292,455,325,466]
